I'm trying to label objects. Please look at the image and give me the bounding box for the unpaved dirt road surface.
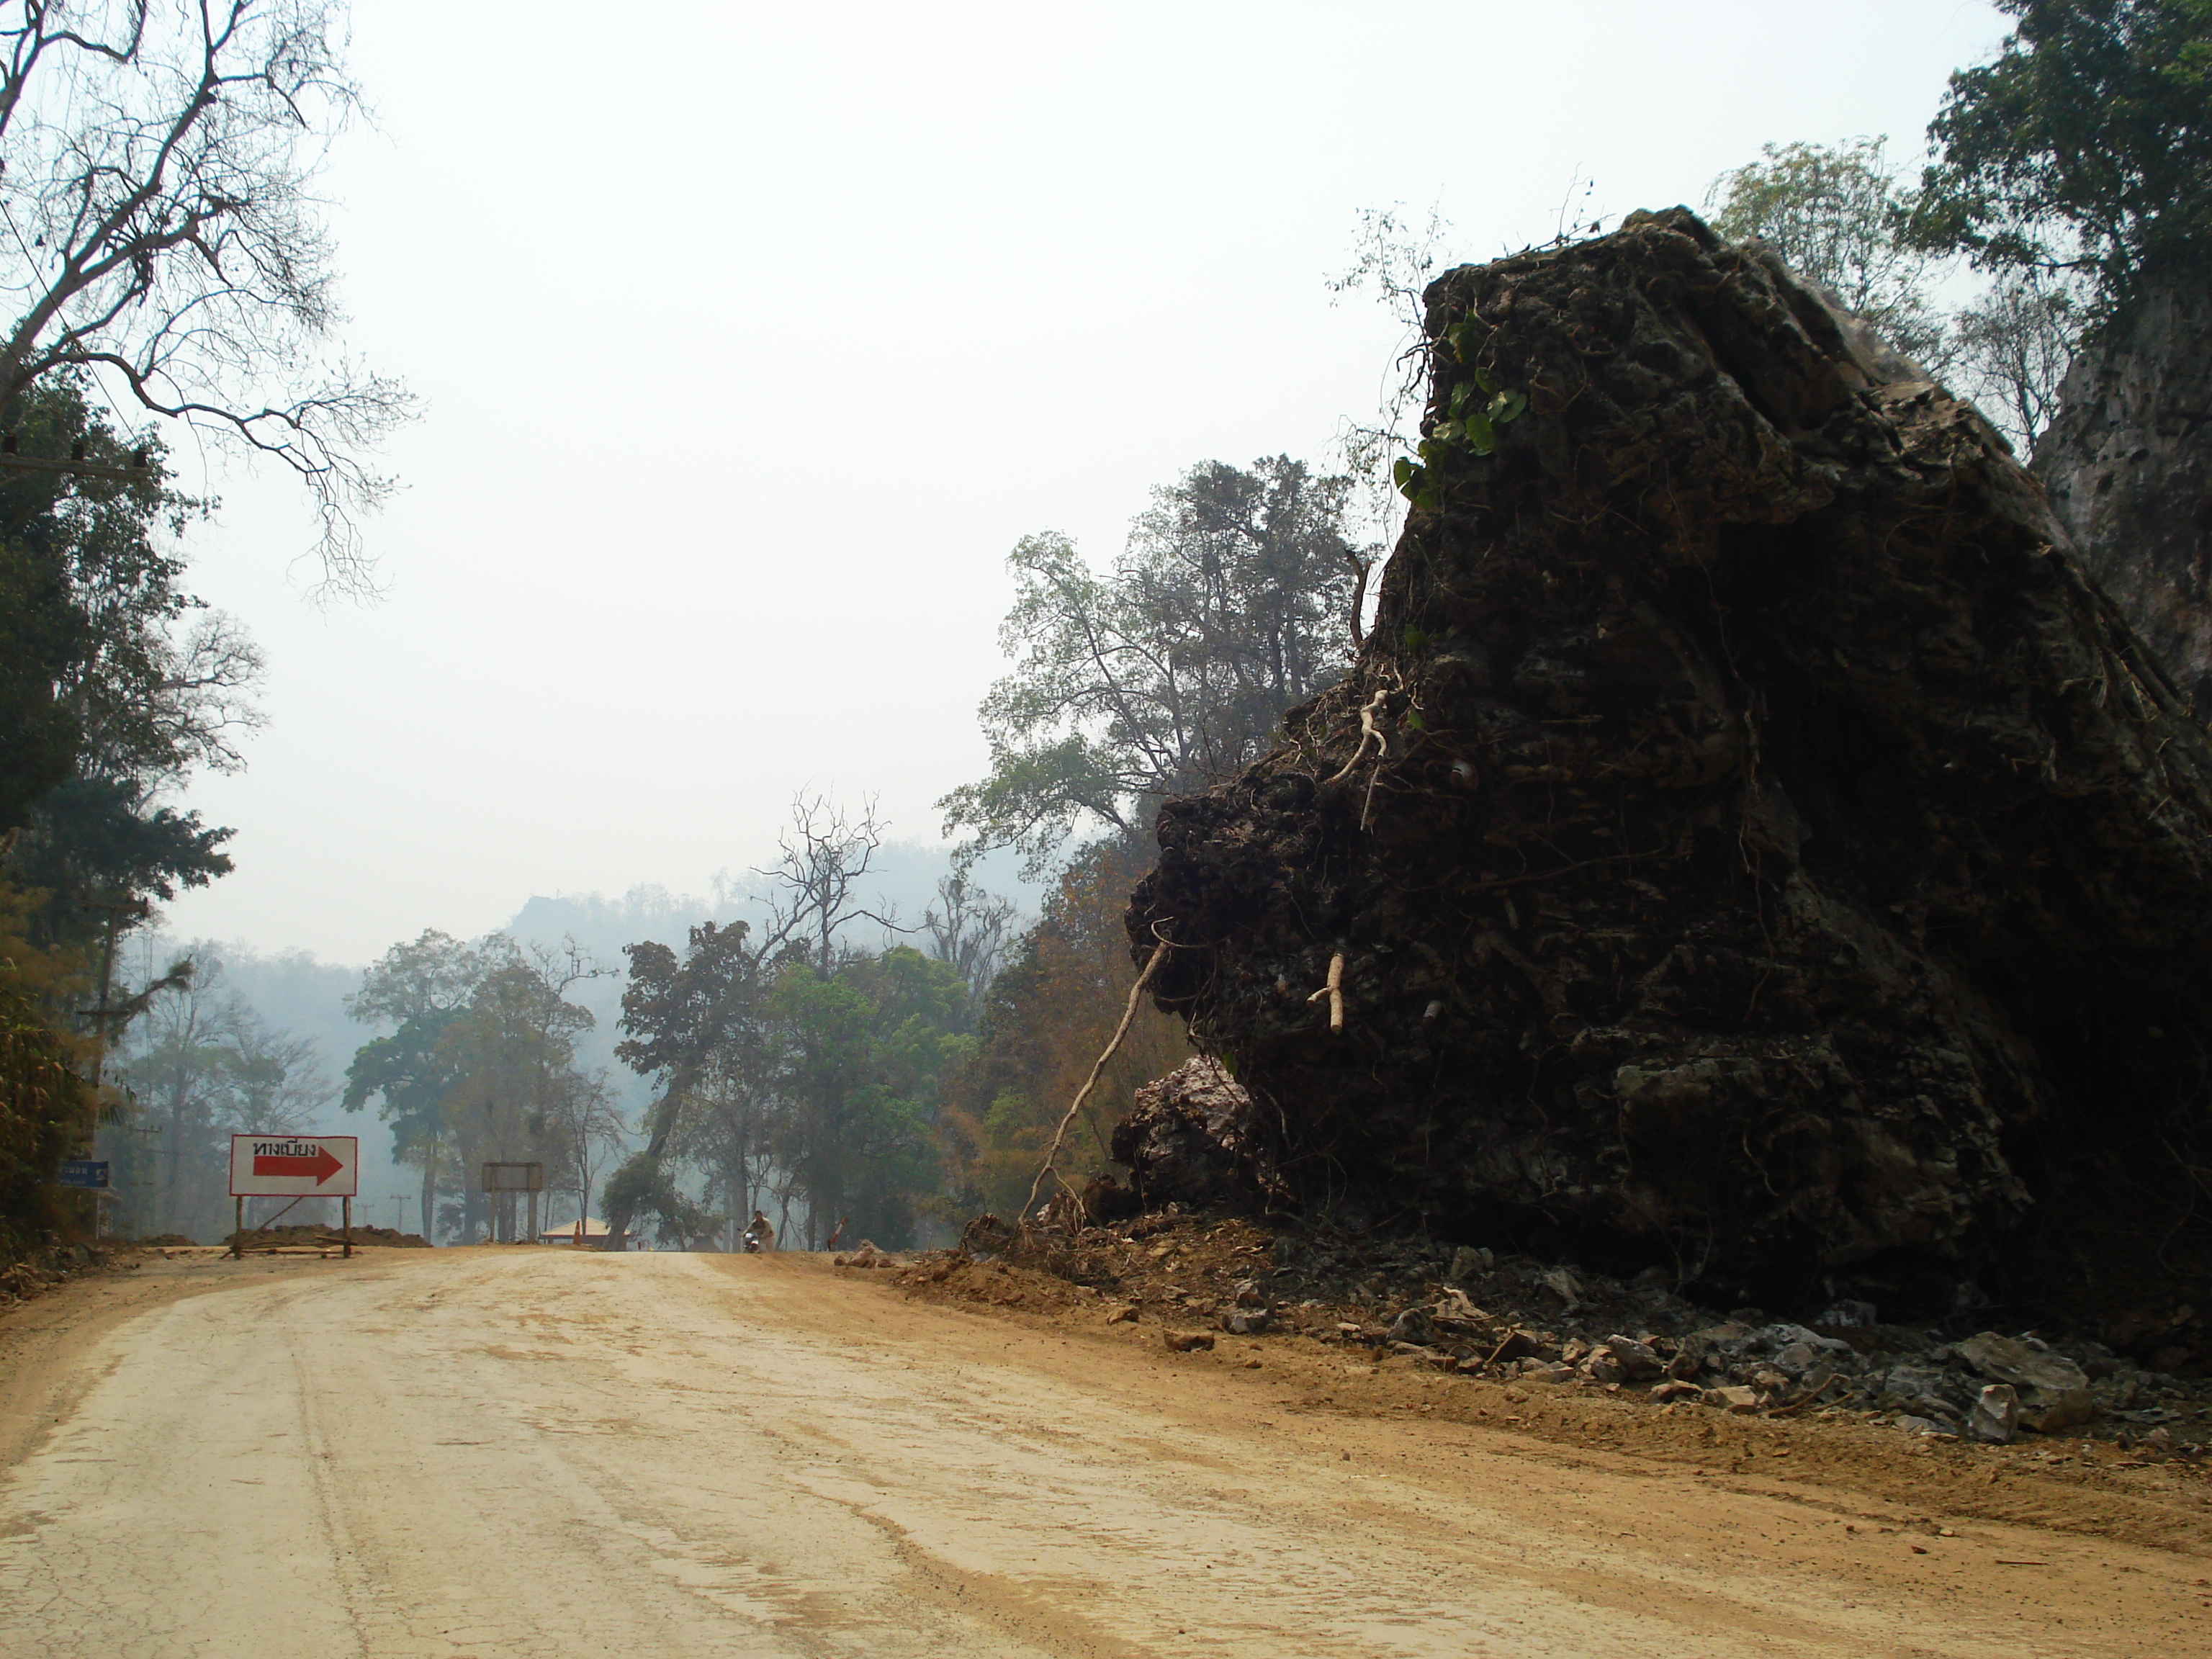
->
[1,1248,2205,1657]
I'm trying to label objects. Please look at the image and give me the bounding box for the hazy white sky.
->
[156,0,2010,966]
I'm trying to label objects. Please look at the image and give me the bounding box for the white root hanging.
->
[1306,951,1346,1033]
[1326,689,1390,785]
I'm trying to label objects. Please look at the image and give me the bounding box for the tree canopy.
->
[0,379,251,974]
[343,930,618,1242]
[1910,0,2212,313]
[939,456,1357,873]
[1707,138,1953,367]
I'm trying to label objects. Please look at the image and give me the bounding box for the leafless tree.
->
[112,945,333,1234]
[540,1064,622,1234]
[755,791,903,970]
[68,608,264,781]
[1952,276,2080,452]
[0,1,411,590]
[920,872,1017,1027]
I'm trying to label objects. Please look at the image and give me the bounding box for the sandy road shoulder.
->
[0,1245,444,1469]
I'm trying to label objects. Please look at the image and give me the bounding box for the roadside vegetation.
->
[0,0,400,1262]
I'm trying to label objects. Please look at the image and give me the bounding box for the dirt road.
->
[0,1248,2203,1657]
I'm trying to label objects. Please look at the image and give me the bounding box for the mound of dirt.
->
[1128,208,2212,1323]
[227,1223,429,1249]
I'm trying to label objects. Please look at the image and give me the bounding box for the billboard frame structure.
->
[480,1161,547,1244]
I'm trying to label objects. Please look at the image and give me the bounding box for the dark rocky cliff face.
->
[1126,210,2212,1318]
[2034,261,2212,713]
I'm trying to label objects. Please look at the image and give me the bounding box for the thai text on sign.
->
[228,1134,359,1197]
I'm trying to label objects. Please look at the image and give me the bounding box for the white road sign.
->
[228,1134,359,1198]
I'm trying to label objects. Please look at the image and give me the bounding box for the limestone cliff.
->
[2035,260,2212,712]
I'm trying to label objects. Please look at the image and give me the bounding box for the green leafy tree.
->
[0,381,251,1147]
[0,979,91,1258]
[342,930,487,1240]
[436,950,606,1241]
[598,1152,724,1250]
[1910,0,2212,313]
[940,457,1357,873]
[765,947,969,1249]
[343,931,609,1242]
[610,918,778,1250]
[0,379,249,936]
[341,1004,462,1236]
[1707,137,1953,367]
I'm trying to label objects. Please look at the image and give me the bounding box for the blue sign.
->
[57,1159,109,1190]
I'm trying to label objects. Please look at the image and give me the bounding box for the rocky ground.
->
[883,1211,2212,1462]
[222,1223,430,1249]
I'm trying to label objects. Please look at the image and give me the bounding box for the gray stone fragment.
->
[1969,1382,2020,1444]
[1894,1413,1959,1438]
[1583,1351,1627,1385]
[1603,1334,1665,1378]
[1447,1245,1492,1283]
[1955,1333,2097,1431]
[1387,1307,1432,1344]
[1817,1299,1878,1328]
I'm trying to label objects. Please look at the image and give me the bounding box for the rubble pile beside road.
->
[897,1210,2211,1457]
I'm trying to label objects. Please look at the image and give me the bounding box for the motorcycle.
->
[742,1229,762,1254]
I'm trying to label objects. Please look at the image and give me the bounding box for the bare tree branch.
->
[0,0,412,593]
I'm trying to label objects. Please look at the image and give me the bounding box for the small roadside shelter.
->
[538,1217,611,1248]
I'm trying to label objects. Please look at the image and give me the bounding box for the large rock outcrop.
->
[1127,210,2212,1316]
[2035,259,2212,712]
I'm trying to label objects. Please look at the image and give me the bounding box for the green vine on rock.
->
[1393,316,1527,508]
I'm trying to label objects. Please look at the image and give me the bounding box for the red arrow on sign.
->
[253,1145,345,1185]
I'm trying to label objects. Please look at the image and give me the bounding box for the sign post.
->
[57,1160,110,1244]
[228,1134,359,1257]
